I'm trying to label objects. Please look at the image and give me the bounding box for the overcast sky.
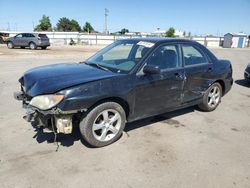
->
[0,0,249,36]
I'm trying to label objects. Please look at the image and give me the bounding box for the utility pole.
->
[15,23,18,31]
[104,8,109,34]
[7,22,10,31]
[32,21,35,31]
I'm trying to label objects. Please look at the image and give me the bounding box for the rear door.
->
[133,43,185,118]
[181,44,214,103]
[26,33,36,46]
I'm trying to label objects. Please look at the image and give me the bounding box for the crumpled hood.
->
[21,63,118,96]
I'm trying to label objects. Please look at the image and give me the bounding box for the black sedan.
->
[14,38,233,147]
[245,63,250,83]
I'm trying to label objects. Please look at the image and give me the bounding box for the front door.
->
[13,33,23,46]
[133,44,185,119]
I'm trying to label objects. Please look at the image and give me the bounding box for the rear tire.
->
[41,46,47,50]
[79,102,126,147]
[29,42,37,50]
[198,82,222,112]
[7,42,14,49]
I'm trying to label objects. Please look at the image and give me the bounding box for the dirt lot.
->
[0,44,250,188]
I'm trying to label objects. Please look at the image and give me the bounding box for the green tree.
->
[120,28,129,35]
[165,27,175,37]
[56,17,72,31]
[70,19,81,32]
[34,15,52,31]
[83,22,94,33]
[56,17,81,32]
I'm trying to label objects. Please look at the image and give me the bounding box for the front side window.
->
[16,34,23,38]
[182,45,208,66]
[146,44,180,69]
[86,40,154,73]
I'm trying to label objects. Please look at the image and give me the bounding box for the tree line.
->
[34,15,95,33]
[34,15,191,37]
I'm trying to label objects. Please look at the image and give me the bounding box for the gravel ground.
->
[0,45,249,188]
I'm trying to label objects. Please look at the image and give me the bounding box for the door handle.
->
[207,67,213,72]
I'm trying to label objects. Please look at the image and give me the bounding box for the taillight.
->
[37,37,41,43]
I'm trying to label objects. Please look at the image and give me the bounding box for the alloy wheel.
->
[207,85,221,108]
[7,42,13,48]
[92,109,122,142]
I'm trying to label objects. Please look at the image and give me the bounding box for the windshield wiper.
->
[86,62,111,72]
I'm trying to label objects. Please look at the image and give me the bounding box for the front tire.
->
[41,46,47,50]
[7,42,14,49]
[80,102,126,147]
[198,82,222,112]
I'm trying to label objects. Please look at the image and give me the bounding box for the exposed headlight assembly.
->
[29,95,64,110]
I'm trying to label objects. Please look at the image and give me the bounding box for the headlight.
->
[29,95,64,110]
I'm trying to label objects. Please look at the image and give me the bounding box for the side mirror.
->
[143,65,160,75]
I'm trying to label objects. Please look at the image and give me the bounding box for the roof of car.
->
[119,37,197,44]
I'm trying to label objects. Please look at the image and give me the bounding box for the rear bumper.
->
[38,43,50,47]
[37,40,50,47]
[224,77,233,95]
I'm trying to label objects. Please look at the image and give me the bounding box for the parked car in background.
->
[244,63,250,83]
[14,38,233,147]
[0,32,9,44]
[6,33,50,49]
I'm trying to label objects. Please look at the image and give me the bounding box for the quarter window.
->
[147,44,179,69]
[182,45,208,66]
[28,34,35,37]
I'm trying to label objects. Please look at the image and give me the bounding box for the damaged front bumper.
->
[14,91,86,134]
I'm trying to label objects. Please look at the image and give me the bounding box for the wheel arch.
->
[214,80,225,96]
[29,41,36,45]
[7,41,14,45]
[89,97,130,119]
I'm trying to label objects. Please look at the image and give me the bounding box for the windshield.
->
[86,40,155,73]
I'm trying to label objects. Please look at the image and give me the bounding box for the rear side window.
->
[182,45,208,66]
[38,34,48,38]
[25,34,35,37]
